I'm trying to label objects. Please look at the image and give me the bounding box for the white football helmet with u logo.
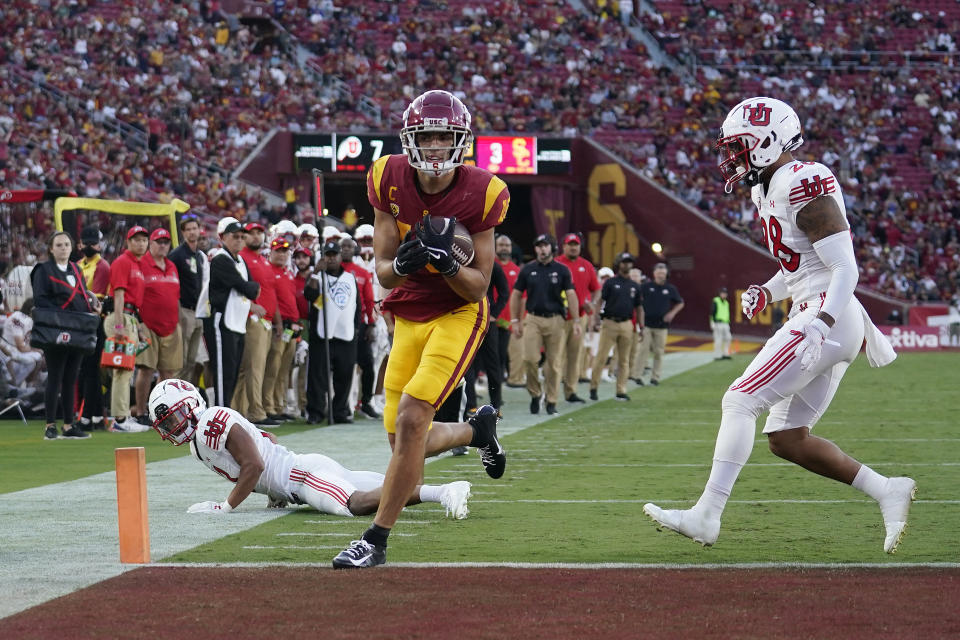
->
[148,379,207,446]
[716,97,803,193]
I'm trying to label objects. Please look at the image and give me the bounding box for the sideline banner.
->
[878,325,943,350]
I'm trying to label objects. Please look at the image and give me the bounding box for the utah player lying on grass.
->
[147,379,472,519]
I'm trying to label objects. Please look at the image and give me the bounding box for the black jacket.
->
[30,259,93,312]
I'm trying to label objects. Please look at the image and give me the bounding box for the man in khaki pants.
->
[634,262,684,385]
[508,235,579,415]
[106,226,149,432]
[168,214,206,385]
[555,232,600,403]
[590,253,643,401]
[233,221,281,426]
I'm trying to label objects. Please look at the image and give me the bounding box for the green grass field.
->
[3,352,957,566]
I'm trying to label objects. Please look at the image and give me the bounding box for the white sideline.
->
[0,350,707,619]
[150,561,960,570]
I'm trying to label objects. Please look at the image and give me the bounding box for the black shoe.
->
[589,389,598,401]
[615,393,631,402]
[267,414,287,422]
[77,417,93,432]
[505,382,525,388]
[359,402,381,419]
[722,355,732,360]
[257,417,282,426]
[333,416,354,424]
[332,539,386,569]
[578,377,591,384]
[43,425,59,440]
[650,379,659,386]
[633,377,645,386]
[91,417,107,431]
[280,413,297,421]
[305,413,324,424]
[468,404,506,479]
[545,403,557,415]
[530,396,540,414]
[62,425,92,439]
[566,393,586,403]
[135,414,152,426]
[450,445,468,456]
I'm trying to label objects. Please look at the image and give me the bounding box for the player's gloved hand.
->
[416,215,460,277]
[392,237,429,277]
[187,500,233,514]
[792,317,830,372]
[741,285,768,320]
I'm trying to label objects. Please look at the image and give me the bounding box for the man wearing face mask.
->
[76,225,111,431]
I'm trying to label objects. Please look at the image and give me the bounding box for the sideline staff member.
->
[509,234,579,415]
[590,252,643,401]
[711,286,732,360]
[635,262,684,385]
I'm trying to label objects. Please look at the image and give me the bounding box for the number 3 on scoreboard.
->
[490,142,503,165]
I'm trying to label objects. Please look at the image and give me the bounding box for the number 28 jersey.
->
[189,406,297,499]
[751,160,849,306]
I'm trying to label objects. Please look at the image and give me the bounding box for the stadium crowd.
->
[2,0,960,431]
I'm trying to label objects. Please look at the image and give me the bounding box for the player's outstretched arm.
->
[222,423,266,510]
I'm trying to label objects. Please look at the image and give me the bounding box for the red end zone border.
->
[1,566,957,638]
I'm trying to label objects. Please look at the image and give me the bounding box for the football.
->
[425,217,474,266]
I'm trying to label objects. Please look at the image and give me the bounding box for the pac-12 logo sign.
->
[337,136,362,161]
[743,102,772,127]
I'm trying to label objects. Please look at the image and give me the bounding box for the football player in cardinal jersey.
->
[643,97,915,553]
[333,90,509,569]
[147,379,472,520]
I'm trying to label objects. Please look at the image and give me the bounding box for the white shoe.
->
[878,477,917,553]
[111,417,151,433]
[643,503,721,546]
[439,481,472,520]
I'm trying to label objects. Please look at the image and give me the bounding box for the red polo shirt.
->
[140,256,180,336]
[294,272,309,321]
[342,261,375,325]
[271,263,299,323]
[109,249,145,310]
[498,259,521,322]
[241,246,278,321]
[555,254,600,317]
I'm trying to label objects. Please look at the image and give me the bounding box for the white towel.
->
[857,298,897,367]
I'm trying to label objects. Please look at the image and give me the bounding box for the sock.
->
[362,523,390,548]
[693,396,756,519]
[852,464,888,501]
[419,485,444,503]
[79,417,91,426]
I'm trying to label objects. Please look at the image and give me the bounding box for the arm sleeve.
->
[488,261,509,319]
[513,266,528,292]
[210,254,259,309]
[92,261,111,296]
[761,270,791,302]
[710,300,718,320]
[812,230,859,321]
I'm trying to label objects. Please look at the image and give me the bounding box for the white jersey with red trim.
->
[189,406,297,500]
[751,160,847,307]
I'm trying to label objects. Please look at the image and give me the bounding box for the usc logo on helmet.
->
[743,102,772,127]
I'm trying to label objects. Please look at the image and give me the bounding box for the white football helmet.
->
[716,97,803,193]
[354,223,374,240]
[297,223,319,239]
[148,379,207,446]
[400,89,473,176]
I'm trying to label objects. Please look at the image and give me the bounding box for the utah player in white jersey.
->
[147,379,472,519]
[643,97,916,553]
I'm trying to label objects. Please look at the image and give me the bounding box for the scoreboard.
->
[294,133,572,176]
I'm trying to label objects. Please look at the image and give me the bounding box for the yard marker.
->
[115,447,150,563]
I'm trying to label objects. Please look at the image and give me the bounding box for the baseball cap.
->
[322,240,341,254]
[126,225,149,240]
[719,286,728,293]
[217,216,242,235]
[598,267,614,278]
[562,233,580,245]
[80,225,102,245]
[615,251,635,265]
[271,238,292,251]
[243,221,265,232]
[293,246,313,258]
[533,233,554,247]
[150,228,171,242]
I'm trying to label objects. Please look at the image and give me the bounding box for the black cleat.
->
[62,425,91,438]
[615,393,631,402]
[469,404,506,479]
[566,393,586,403]
[530,396,540,414]
[589,388,598,401]
[332,539,386,569]
[545,403,558,415]
[359,403,381,419]
[650,379,660,386]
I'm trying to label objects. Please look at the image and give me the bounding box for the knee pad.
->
[721,389,765,421]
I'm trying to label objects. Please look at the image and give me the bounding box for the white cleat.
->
[879,477,917,554]
[440,481,472,520]
[643,503,721,547]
